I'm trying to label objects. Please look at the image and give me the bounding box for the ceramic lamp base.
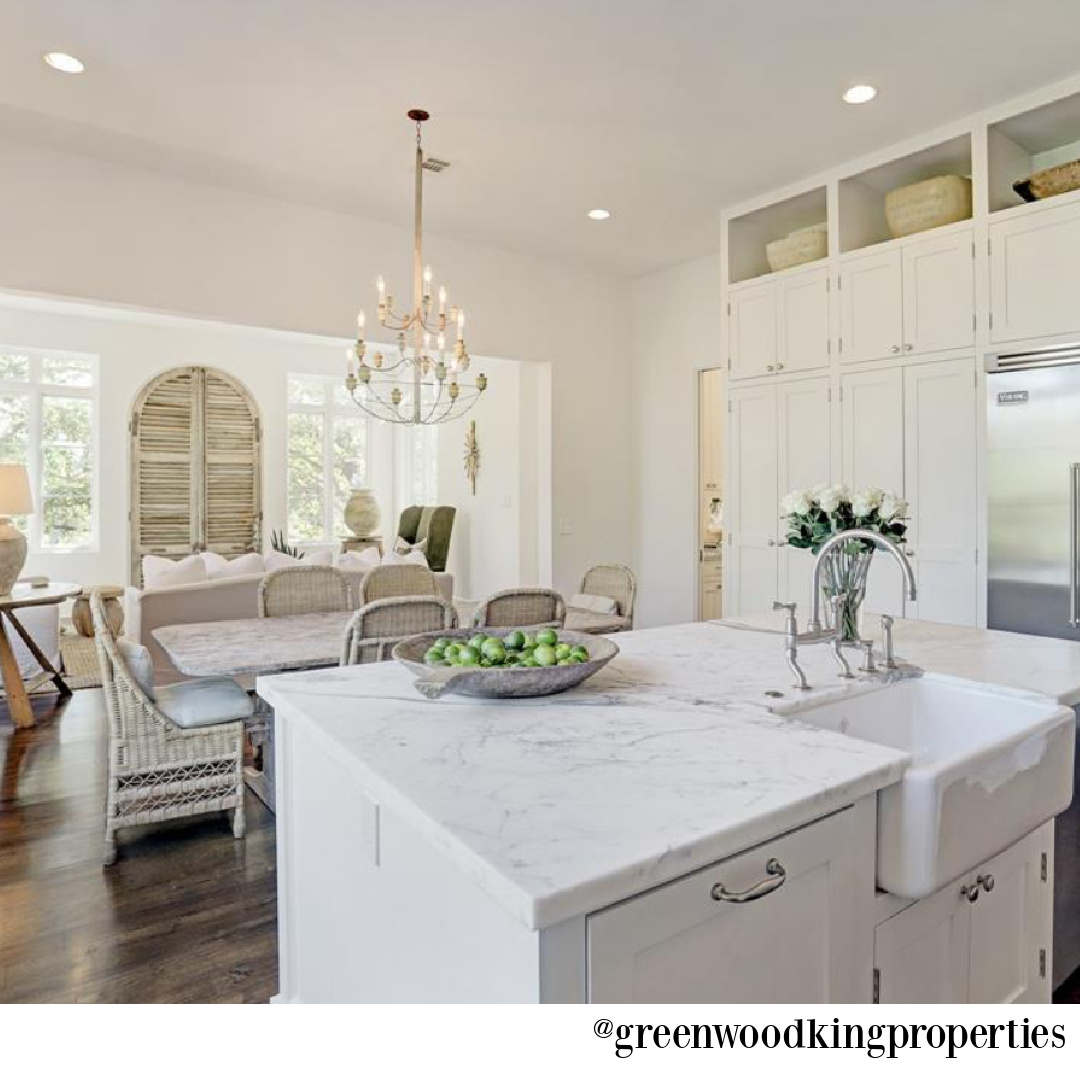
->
[0,518,28,597]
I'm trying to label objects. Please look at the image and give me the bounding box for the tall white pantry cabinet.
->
[720,71,1080,627]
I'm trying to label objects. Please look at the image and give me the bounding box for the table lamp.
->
[0,464,33,596]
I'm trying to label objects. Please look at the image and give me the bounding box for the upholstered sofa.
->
[125,568,454,685]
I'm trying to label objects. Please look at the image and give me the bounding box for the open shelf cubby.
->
[838,134,972,253]
[727,186,827,284]
[989,90,1080,213]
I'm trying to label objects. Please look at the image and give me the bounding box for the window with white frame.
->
[0,348,99,552]
[286,374,371,543]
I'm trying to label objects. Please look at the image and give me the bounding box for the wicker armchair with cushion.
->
[396,505,456,573]
[92,593,252,866]
[565,564,637,634]
[258,565,351,618]
[357,563,442,606]
[341,594,455,666]
[472,587,566,631]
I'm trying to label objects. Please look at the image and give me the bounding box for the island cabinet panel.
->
[587,804,875,1004]
[874,824,1052,1005]
[728,280,777,380]
[990,199,1080,345]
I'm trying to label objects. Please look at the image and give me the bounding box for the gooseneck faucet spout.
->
[807,529,917,633]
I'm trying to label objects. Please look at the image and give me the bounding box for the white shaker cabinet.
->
[902,229,975,356]
[840,228,974,364]
[728,376,832,617]
[990,198,1080,345]
[903,358,978,626]
[777,266,831,375]
[728,280,776,380]
[839,248,904,365]
[874,825,1052,1005]
[588,805,873,1004]
[839,367,907,618]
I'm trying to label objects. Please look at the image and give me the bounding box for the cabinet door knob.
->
[777,362,785,371]
[711,858,786,903]
[890,345,901,354]
[904,343,913,352]
[961,882,980,903]
[977,873,995,893]
[766,365,775,372]
[767,539,776,547]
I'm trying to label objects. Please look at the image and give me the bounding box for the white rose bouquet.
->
[780,484,908,554]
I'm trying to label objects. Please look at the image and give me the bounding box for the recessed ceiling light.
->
[842,84,877,105]
[43,51,85,74]
[587,208,611,221]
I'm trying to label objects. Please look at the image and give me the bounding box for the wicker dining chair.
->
[91,593,251,866]
[357,563,440,606]
[259,565,351,618]
[341,594,455,666]
[471,587,566,631]
[579,564,637,630]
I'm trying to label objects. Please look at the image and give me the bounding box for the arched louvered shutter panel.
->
[203,369,262,556]
[130,367,262,584]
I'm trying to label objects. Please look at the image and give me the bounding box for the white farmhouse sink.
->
[783,675,1075,899]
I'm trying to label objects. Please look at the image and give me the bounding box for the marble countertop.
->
[259,620,916,930]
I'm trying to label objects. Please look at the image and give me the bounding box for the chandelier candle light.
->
[346,109,487,426]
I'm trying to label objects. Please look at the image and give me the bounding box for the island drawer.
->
[586,803,875,1003]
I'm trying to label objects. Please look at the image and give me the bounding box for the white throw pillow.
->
[339,548,381,572]
[263,550,301,572]
[302,547,335,567]
[382,548,429,568]
[204,551,265,579]
[142,554,208,590]
[570,592,619,615]
[393,535,429,557]
[118,637,155,698]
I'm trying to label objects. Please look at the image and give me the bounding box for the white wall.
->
[630,254,722,628]
[0,135,633,597]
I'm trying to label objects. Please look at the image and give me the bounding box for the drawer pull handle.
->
[711,858,786,903]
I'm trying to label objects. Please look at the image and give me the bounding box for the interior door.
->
[777,266,830,375]
[728,384,778,616]
[902,228,975,356]
[728,281,777,380]
[778,377,832,612]
[840,249,904,365]
[840,368,906,618]
[904,358,978,626]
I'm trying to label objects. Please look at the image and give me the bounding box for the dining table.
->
[153,610,355,810]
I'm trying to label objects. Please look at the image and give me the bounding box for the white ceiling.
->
[2,0,1080,277]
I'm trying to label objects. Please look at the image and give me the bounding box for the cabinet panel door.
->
[728,281,776,380]
[991,200,1080,344]
[728,385,778,617]
[777,377,832,611]
[875,884,970,1003]
[840,250,904,365]
[902,229,975,356]
[968,826,1051,1005]
[699,369,725,495]
[840,368,906,618]
[588,808,871,1004]
[777,267,830,374]
[903,358,978,626]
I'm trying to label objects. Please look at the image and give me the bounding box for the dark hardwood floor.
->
[0,689,277,1003]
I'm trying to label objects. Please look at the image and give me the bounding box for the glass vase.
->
[819,546,874,645]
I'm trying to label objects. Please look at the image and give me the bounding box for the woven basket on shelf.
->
[1014,158,1080,203]
[884,175,972,238]
[765,225,827,272]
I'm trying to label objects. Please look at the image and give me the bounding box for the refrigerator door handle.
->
[1071,464,1080,628]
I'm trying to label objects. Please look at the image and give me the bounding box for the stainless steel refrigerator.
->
[987,342,1080,991]
[988,344,1080,641]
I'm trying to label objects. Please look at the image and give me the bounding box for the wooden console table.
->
[0,582,82,728]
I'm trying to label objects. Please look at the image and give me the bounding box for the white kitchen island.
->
[258,618,1080,1004]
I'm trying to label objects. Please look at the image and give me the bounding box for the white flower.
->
[879,493,908,521]
[818,484,849,513]
[780,489,811,516]
[852,488,882,518]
